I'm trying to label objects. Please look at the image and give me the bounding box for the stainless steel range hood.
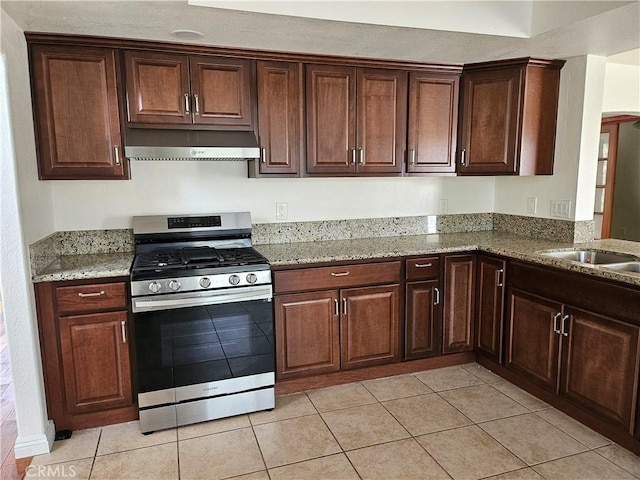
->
[124,129,261,161]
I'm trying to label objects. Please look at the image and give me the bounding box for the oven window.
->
[133,299,274,393]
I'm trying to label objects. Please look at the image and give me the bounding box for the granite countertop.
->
[32,253,134,283]
[31,232,640,287]
[255,231,640,287]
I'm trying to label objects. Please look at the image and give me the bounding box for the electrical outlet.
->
[527,197,538,214]
[438,199,449,214]
[550,200,571,219]
[276,203,288,221]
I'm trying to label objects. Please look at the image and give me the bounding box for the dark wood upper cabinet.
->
[356,68,407,175]
[305,64,407,176]
[458,58,564,176]
[255,61,304,176]
[407,72,459,174]
[30,45,128,180]
[124,50,255,128]
[305,64,356,175]
[442,254,476,353]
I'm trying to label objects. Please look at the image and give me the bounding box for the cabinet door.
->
[356,68,407,174]
[443,254,476,353]
[59,311,132,414]
[475,255,506,362]
[306,64,356,175]
[124,51,191,124]
[561,307,640,433]
[341,285,400,369]
[407,72,459,174]
[275,291,340,379]
[458,67,522,175]
[506,289,561,392]
[190,56,254,127]
[30,45,127,179]
[257,61,303,175]
[405,280,442,359]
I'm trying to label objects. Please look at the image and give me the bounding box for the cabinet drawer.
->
[274,261,401,294]
[57,282,127,315]
[406,256,440,280]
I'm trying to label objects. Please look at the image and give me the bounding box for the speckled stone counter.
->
[32,253,134,283]
[255,232,640,288]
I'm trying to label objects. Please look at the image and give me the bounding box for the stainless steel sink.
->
[601,262,640,273]
[541,249,637,265]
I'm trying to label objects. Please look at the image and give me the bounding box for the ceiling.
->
[2,0,639,64]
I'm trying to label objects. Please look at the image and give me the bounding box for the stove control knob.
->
[199,277,211,289]
[246,273,258,284]
[148,281,161,293]
[229,274,241,286]
[168,280,181,291]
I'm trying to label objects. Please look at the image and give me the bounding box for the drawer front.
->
[57,282,128,315]
[406,256,440,280]
[274,261,401,294]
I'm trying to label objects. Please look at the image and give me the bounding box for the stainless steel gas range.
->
[129,212,274,433]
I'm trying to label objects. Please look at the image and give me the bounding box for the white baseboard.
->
[14,420,55,458]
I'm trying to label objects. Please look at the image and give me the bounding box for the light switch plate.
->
[550,200,571,219]
[276,203,288,220]
[527,197,538,214]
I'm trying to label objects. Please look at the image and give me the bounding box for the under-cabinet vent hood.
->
[124,129,261,161]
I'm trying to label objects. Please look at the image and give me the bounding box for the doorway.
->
[594,116,640,240]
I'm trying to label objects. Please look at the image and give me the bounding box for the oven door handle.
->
[132,285,273,313]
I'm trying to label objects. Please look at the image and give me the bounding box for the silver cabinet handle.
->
[114,145,121,166]
[434,287,440,306]
[561,314,570,337]
[409,149,416,165]
[342,298,348,316]
[460,149,467,166]
[261,147,266,164]
[415,263,433,268]
[497,269,504,287]
[553,312,561,334]
[121,320,127,344]
[359,148,364,165]
[78,291,105,298]
[331,272,350,277]
[351,148,357,165]
[193,94,200,115]
[334,299,339,317]
[184,93,190,114]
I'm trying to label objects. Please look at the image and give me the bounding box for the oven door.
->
[131,287,274,399]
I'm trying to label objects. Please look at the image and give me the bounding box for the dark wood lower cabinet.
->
[506,288,561,391]
[275,291,340,380]
[59,311,132,415]
[405,280,442,359]
[561,307,640,433]
[35,278,136,431]
[475,255,506,363]
[341,285,400,369]
[443,254,475,353]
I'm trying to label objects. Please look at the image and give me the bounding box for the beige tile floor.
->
[26,363,640,480]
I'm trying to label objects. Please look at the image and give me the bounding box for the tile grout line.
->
[590,445,640,479]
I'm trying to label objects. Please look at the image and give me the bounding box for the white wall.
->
[0,11,55,457]
[494,55,606,221]
[50,164,495,229]
[602,62,640,114]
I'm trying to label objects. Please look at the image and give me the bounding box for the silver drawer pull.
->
[78,291,105,298]
[434,287,440,306]
[114,145,121,166]
[184,93,190,114]
[334,299,339,317]
[415,263,433,268]
[193,94,200,115]
[553,312,561,334]
[561,314,570,337]
[121,320,127,343]
[331,272,350,277]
